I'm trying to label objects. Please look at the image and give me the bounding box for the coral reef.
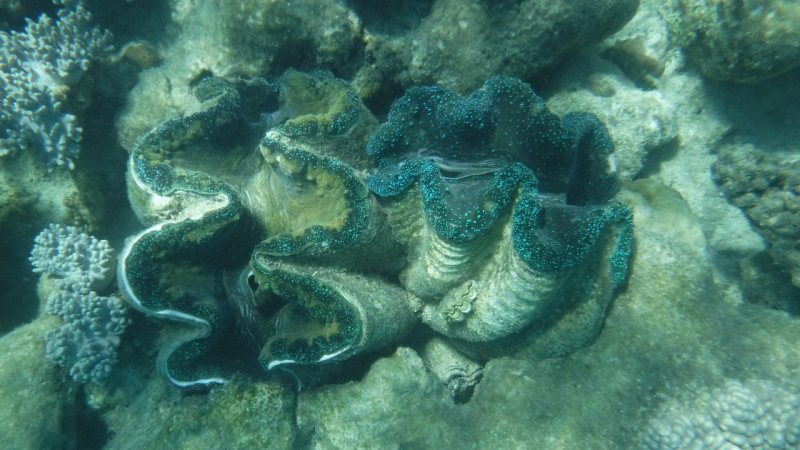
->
[43,283,129,384]
[219,0,361,76]
[102,377,296,450]
[290,176,800,448]
[4,0,800,447]
[115,0,362,149]
[546,56,678,180]
[712,145,800,287]
[738,251,800,312]
[0,0,111,169]
[297,347,457,448]
[30,224,129,383]
[664,0,800,82]
[116,0,641,146]
[1,0,131,334]
[641,379,800,449]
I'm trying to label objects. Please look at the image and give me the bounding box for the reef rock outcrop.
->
[664,0,800,82]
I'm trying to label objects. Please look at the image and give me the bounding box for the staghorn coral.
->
[0,0,111,169]
[116,70,632,391]
[641,379,800,449]
[30,223,129,384]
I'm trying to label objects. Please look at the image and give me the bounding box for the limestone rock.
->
[0,316,73,450]
[666,0,800,82]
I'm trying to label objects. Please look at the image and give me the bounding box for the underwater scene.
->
[2,0,800,448]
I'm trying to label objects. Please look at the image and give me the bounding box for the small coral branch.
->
[30,223,115,290]
[0,0,111,169]
[30,223,129,384]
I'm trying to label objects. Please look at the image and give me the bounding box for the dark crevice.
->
[344,0,434,35]
[635,138,680,179]
[74,387,110,449]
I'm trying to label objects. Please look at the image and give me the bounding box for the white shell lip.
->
[118,159,236,388]
[265,346,352,370]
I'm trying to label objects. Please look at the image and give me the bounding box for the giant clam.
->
[366,76,633,353]
[118,71,633,391]
[118,72,391,387]
[250,256,418,371]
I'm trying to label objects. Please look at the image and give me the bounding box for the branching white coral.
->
[30,223,129,384]
[43,282,129,384]
[0,1,111,169]
[30,223,115,291]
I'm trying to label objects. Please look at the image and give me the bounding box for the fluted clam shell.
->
[250,132,403,274]
[402,219,498,302]
[118,78,262,387]
[378,184,503,300]
[251,254,418,370]
[422,199,633,344]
